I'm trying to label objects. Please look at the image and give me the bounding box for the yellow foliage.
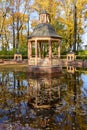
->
[31,19,38,29]
[32,0,59,24]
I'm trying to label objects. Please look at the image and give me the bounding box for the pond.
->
[0,66,87,130]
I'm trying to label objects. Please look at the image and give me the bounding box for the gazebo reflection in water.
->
[27,74,61,109]
[27,74,62,128]
[26,65,78,128]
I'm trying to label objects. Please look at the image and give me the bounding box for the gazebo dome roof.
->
[29,23,61,39]
[28,10,61,39]
[40,10,49,14]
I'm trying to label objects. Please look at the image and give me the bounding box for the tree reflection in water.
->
[0,67,87,130]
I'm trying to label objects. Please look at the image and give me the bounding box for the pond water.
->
[0,66,87,130]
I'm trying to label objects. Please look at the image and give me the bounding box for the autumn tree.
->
[0,0,11,50]
[32,0,87,53]
[0,0,32,53]
[57,0,87,52]
[8,0,31,52]
[31,0,60,25]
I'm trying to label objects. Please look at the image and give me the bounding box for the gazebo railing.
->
[29,57,60,66]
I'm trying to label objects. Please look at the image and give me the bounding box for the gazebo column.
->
[58,40,60,60]
[35,40,38,66]
[30,42,32,57]
[38,42,41,58]
[49,40,52,66]
[28,41,32,65]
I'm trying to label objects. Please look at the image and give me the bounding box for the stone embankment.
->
[61,59,87,68]
[0,59,28,66]
[1,59,87,68]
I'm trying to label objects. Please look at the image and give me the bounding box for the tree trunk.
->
[12,14,15,49]
[73,3,77,52]
[16,17,20,52]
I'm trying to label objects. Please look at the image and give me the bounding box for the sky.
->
[81,19,87,49]
[82,33,87,45]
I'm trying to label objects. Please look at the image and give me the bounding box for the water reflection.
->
[0,67,87,130]
[28,77,61,108]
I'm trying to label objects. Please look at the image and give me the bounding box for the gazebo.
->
[28,11,62,74]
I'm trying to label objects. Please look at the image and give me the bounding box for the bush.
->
[0,49,28,59]
[78,50,87,55]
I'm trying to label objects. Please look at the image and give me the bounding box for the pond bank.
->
[0,59,28,66]
[1,59,87,69]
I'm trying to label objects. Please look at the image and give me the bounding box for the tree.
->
[0,0,11,50]
[56,0,87,52]
[32,0,60,25]
[0,0,32,53]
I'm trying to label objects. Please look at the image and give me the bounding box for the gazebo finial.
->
[39,10,50,24]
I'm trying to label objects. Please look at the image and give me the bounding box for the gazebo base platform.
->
[27,65,62,76]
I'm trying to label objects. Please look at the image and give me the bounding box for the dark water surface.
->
[0,66,87,130]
